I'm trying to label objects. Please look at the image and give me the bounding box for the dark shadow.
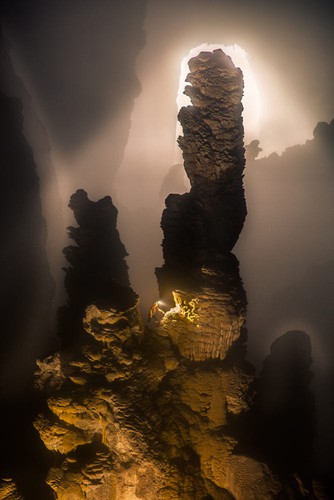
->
[0,30,54,499]
[238,331,316,484]
[257,331,316,476]
[58,189,137,345]
[161,50,246,269]
[0,0,147,155]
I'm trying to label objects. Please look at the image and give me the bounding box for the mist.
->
[2,0,334,309]
[0,0,334,492]
[235,125,334,475]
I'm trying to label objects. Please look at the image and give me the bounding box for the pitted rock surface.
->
[161,49,246,266]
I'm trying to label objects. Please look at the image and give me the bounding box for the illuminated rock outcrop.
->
[34,298,265,499]
[33,186,273,499]
[31,49,327,499]
[0,478,23,500]
[34,303,168,499]
[157,255,246,361]
[34,298,324,498]
[161,49,246,266]
[32,50,272,499]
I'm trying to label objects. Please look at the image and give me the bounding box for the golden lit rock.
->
[34,414,89,454]
[0,478,23,500]
[83,302,144,345]
[34,292,255,498]
[30,48,326,499]
[34,353,66,392]
[222,456,281,500]
[161,264,246,361]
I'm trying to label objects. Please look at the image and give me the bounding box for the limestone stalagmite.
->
[161,49,246,267]
[157,255,247,361]
[32,185,262,499]
[58,189,137,345]
[158,50,247,360]
[29,50,327,499]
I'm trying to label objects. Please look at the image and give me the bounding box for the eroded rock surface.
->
[30,49,328,499]
[35,296,275,499]
[157,255,246,361]
[0,478,23,500]
[161,49,246,266]
[58,189,137,344]
[33,185,277,499]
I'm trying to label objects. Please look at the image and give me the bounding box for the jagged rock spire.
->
[161,49,246,267]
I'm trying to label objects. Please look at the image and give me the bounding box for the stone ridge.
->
[179,49,244,189]
[157,256,247,362]
[58,189,137,344]
[161,49,246,266]
[33,298,278,499]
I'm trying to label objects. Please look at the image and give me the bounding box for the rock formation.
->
[58,189,137,345]
[157,49,247,362]
[28,49,327,499]
[237,331,324,498]
[33,287,326,498]
[161,49,246,267]
[0,31,54,389]
[34,300,238,498]
[154,50,326,498]
[254,331,316,477]
[245,139,262,162]
[33,247,275,499]
[0,29,55,500]
[156,254,247,362]
[0,478,23,500]
[31,51,276,499]
[33,188,262,499]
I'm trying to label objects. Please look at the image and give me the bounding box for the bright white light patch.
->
[175,43,261,159]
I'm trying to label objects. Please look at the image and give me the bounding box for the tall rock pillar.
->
[162,49,246,267]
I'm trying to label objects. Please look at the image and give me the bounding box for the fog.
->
[2,0,334,308]
[1,0,334,483]
[112,0,334,310]
[235,126,334,476]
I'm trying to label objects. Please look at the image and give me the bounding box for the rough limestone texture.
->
[58,189,137,345]
[158,258,246,361]
[222,456,281,500]
[0,478,23,500]
[34,303,169,499]
[30,49,326,499]
[179,49,244,190]
[161,49,246,266]
[33,293,283,499]
[36,202,309,497]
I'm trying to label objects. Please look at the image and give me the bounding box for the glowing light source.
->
[162,292,199,322]
[170,292,199,322]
